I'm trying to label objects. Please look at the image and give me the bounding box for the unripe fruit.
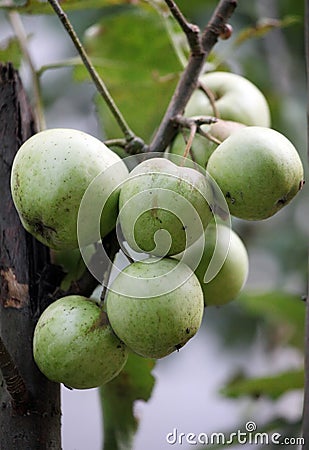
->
[33,295,128,389]
[106,258,204,359]
[118,157,213,256]
[11,128,128,250]
[178,224,249,306]
[207,126,304,220]
[185,71,271,127]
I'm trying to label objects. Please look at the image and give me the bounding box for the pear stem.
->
[198,80,220,118]
[183,123,197,160]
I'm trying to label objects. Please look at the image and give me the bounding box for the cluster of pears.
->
[10,71,304,390]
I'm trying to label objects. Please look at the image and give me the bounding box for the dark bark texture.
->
[302,1,309,447]
[0,63,61,450]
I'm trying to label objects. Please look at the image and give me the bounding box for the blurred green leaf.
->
[100,352,155,450]
[222,369,304,400]
[175,0,217,21]
[75,6,181,141]
[237,291,305,350]
[234,16,301,46]
[0,36,22,68]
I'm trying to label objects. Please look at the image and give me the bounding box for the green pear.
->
[177,224,249,306]
[169,119,246,168]
[106,257,204,359]
[118,157,213,256]
[207,126,304,220]
[11,128,128,250]
[33,295,128,389]
[185,71,271,127]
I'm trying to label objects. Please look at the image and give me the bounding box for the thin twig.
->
[37,56,118,77]
[170,129,196,163]
[198,80,220,118]
[104,138,127,148]
[8,11,46,131]
[182,123,197,160]
[173,114,218,128]
[198,127,222,145]
[173,114,221,150]
[148,0,237,153]
[47,0,135,142]
[36,57,82,76]
[0,335,30,414]
[164,0,201,53]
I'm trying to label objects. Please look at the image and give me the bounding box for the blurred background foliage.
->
[0,0,307,448]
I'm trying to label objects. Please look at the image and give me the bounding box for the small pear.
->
[207,127,304,220]
[176,224,249,306]
[33,295,128,389]
[11,128,128,249]
[118,157,213,256]
[106,258,204,359]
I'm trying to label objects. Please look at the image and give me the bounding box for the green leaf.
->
[237,290,305,350]
[0,36,22,68]
[99,352,156,450]
[0,0,128,14]
[222,369,304,400]
[75,6,181,141]
[234,16,301,47]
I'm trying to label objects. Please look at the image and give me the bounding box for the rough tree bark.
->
[302,0,309,447]
[0,63,61,449]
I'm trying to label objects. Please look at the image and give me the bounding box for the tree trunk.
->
[0,63,61,449]
[302,1,309,448]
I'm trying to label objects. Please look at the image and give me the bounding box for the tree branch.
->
[301,1,309,448]
[148,0,237,153]
[0,63,61,446]
[306,0,309,163]
[0,336,29,414]
[200,0,237,50]
[164,0,201,53]
[172,114,218,128]
[47,0,136,143]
